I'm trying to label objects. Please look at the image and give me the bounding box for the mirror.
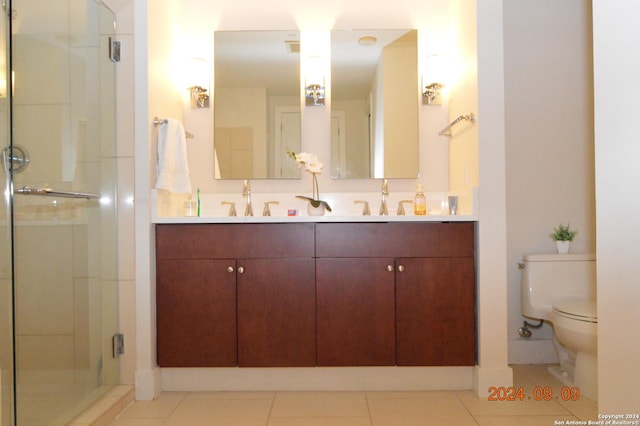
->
[331,29,419,179]
[214,30,301,179]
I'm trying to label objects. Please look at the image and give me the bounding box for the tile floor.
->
[110,365,598,425]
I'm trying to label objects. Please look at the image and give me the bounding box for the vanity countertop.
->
[152,189,479,224]
[152,214,477,224]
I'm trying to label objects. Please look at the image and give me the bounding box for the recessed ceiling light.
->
[358,36,377,47]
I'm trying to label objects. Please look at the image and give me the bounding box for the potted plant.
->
[287,150,332,216]
[549,223,577,254]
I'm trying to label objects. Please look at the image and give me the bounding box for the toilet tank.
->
[520,253,596,321]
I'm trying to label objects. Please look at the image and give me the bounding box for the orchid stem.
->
[313,173,319,201]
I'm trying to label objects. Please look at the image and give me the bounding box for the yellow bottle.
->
[414,184,426,215]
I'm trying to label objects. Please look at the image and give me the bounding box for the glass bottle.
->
[414,184,426,215]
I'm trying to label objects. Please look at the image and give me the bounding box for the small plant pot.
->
[307,203,326,216]
[556,241,570,254]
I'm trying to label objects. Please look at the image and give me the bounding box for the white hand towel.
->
[156,118,192,194]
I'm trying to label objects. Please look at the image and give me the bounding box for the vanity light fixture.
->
[188,58,210,108]
[422,81,444,105]
[305,79,325,106]
[422,54,447,105]
[188,85,209,108]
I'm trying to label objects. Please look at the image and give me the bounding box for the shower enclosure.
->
[1,1,120,424]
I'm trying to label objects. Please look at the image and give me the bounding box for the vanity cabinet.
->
[316,257,396,366]
[156,221,476,368]
[155,223,316,367]
[315,222,476,367]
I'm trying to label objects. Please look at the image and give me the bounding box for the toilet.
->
[520,253,598,401]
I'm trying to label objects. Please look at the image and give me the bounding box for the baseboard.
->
[473,365,514,397]
[68,385,134,426]
[161,366,474,392]
[509,338,558,364]
[135,367,162,401]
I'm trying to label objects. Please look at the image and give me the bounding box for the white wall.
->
[503,1,596,364]
[133,0,510,398]
[179,0,451,196]
[134,0,186,400]
[593,0,640,413]
[126,0,640,409]
[474,0,513,394]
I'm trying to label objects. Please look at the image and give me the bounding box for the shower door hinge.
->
[112,333,125,357]
[109,37,121,62]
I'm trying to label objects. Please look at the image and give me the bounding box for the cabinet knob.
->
[226,266,234,273]
[237,266,245,274]
[387,265,394,272]
[397,265,405,272]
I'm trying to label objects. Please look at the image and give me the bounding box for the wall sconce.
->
[188,58,210,108]
[305,78,325,106]
[188,85,209,108]
[422,82,444,105]
[304,55,325,106]
[422,55,447,105]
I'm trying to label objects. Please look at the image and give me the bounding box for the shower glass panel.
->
[1,1,14,424]
[2,1,119,424]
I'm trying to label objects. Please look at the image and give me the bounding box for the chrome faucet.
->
[379,178,389,216]
[263,201,279,216]
[354,200,371,216]
[221,201,237,216]
[397,200,412,216]
[242,179,253,216]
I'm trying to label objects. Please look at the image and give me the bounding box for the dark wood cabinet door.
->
[237,258,316,367]
[157,259,237,367]
[316,258,396,366]
[396,257,476,366]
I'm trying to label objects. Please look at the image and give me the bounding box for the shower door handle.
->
[15,186,101,200]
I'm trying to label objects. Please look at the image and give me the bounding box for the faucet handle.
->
[397,200,412,216]
[381,178,389,195]
[242,179,250,196]
[354,200,371,216]
[263,201,279,216]
[221,201,237,216]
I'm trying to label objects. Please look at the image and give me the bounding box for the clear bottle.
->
[414,184,426,215]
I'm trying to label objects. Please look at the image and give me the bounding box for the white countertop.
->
[153,214,477,224]
[152,189,478,224]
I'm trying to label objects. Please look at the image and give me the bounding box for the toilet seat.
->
[553,298,597,323]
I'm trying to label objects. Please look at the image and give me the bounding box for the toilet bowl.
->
[550,298,598,399]
[520,253,598,401]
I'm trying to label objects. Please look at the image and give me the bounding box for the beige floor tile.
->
[511,364,598,420]
[475,415,577,425]
[118,392,186,419]
[163,398,273,426]
[367,397,477,426]
[271,392,369,418]
[184,391,275,400]
[110,419,166,426]
[268,418,372,426]
[366,390,458,399]
[456,390,571,417]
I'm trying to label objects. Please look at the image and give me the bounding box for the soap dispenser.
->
[414,184,426,215]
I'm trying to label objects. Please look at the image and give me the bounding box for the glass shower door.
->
[6,1,119,424]
[1,0,14,423]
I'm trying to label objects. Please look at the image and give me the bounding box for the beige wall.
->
[127,0,640,410]
[448,0,479,193]
[503,1,596,363]
[178,0,451,195]
[593,0,640,412]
